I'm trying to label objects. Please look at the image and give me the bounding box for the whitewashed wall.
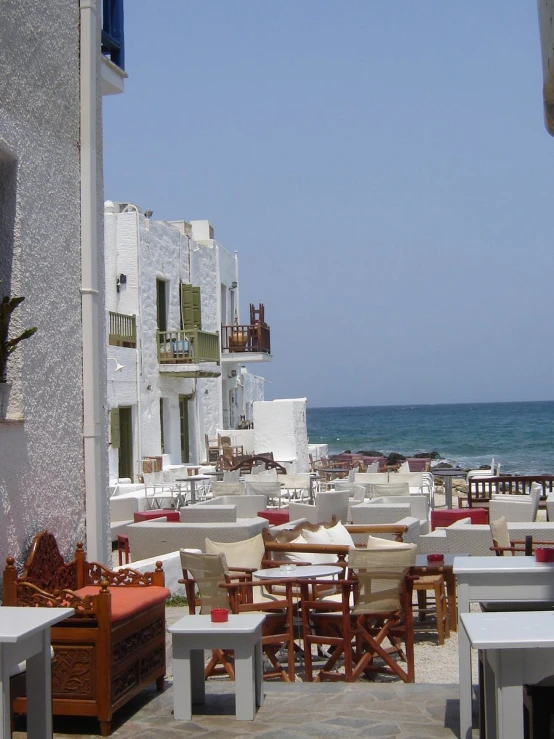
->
[0,1,97,567]
[104,212,268,473]
[253,399,309,472]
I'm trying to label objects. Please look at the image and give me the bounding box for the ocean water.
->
[307,401,554,475]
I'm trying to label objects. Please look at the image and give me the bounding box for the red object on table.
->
[258,510,290,526]
[427,553,445,563]
[535,548,554,563]
[210,608,229,622]
[431,507,488,531]
[134,510,180,522]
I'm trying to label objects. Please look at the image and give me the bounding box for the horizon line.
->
[307,399,554,411]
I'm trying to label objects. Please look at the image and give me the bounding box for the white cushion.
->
[326,521,355,547]
[283,535,331,564]
[303,527,333,545]
[366,535,415,551]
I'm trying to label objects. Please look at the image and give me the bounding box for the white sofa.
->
[367,495,430,534]
[187,494,267,519]
[126,517,269,561]
[418,518,554,556]
[109,494,148,542]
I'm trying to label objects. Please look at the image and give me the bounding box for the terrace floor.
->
[13,608,479,739]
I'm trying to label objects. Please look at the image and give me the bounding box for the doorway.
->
[179,396,190,463]
[118,407,133,480]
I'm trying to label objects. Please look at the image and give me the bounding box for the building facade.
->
[0,0,125,567]
[104,205,271,482]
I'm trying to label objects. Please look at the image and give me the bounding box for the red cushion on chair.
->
[75,585,170,622]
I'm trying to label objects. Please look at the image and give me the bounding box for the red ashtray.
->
[211,608,229,622]
[427,553,444,563]
[535,548,554,563]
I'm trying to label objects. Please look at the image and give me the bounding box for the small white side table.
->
[461,611,554,739]
[169,614,265,721]
[0,606,74,739]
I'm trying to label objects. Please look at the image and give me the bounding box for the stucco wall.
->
[0,0,89,566]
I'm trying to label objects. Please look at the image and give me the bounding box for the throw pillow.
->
[366,535,415,550]
[326,521,355,547]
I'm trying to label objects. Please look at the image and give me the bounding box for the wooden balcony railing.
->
[221,323,271,354]
[157,328,220,365]
[109,311,136,347]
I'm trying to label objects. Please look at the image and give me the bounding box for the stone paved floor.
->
[13,607,479,738]
[14,681,469,738]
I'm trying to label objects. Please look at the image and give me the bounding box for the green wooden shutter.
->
[110,407,120,448]
[181,283,202,331]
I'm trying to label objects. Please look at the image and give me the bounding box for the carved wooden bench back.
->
[20,530,78,592]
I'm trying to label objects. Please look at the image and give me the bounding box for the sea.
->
[307,401,554,475]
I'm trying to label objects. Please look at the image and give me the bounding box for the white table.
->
[454,556,554,739]
[461,611,554,739]
[176,474,211,505]
[0,606,74,738]
[254,565,343,580]
[169,614,265,721]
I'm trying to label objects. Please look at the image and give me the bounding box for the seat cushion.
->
[75,585,170,623]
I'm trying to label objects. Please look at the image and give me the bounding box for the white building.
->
[538,0,554,135]
[0,0,126,566]
[104,205,271,481]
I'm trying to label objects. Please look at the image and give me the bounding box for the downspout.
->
[80,0,106,562]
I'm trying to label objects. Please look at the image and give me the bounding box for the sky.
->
[103,1,554,408]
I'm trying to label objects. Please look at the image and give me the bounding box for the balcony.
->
[109,311,136,347]
[221,303,272,363]
[101,0,127,95]
[157,329,221,377]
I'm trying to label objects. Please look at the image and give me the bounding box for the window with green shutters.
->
[180,283,202,332]
[110,407,120,448]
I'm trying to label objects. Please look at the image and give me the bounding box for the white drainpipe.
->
[80,0,106,562]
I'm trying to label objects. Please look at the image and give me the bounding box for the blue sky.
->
[103,2,554,407]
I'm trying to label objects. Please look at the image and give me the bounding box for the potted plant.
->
[0,294,37,416]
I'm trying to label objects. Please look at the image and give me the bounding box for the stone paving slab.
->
[13,681,476,738]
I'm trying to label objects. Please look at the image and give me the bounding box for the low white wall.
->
[253,399,309,472]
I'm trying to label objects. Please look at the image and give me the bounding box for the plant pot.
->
[0,382,11,419]
[229,330,248,351]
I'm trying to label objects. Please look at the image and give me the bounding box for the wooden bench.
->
[3,530,170,736]
[463,475,554,509]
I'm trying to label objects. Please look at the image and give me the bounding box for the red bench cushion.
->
[75,585,170,622]
[134,510,180,522]
[431,507,489,531]
[258,510,290,525]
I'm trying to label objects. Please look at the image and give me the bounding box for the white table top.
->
[0,607,75,643]
[454,556,554,575]
[176,474,211,482]
[169,613,265,634]
[254,565,343,580]
[461,611,554,649]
